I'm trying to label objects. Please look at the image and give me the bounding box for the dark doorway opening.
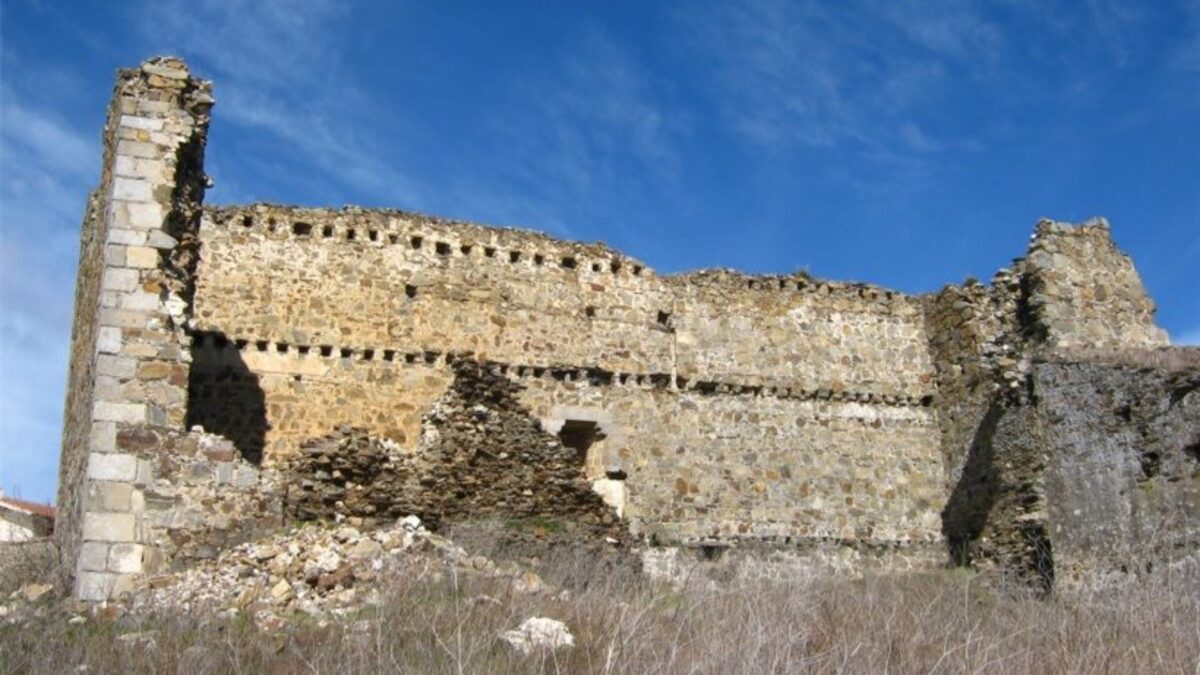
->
[558,420,603,469]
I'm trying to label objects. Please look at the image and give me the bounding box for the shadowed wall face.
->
[186,332,267,464]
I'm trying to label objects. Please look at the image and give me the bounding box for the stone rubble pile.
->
[284,360,625,538]
[126,515,547,623]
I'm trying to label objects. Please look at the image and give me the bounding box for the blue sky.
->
[1,0,1197,503]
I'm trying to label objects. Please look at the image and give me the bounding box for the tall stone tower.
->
[56,58,213,600]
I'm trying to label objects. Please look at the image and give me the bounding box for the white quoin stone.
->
[93,401,147,424]
[96,326,123,354]
[78,542,111,572]
[112,177,153,202]
[126,201,165,230]
[88,453,138,481]
[107,543,145,573]
[119,115,164,131]
[81,512,136,542]
[101,267,139,293]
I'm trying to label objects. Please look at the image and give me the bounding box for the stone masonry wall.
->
[60,57,1185,597]
[191,205,939,461]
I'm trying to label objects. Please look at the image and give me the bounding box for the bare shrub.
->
[0,539,59,596]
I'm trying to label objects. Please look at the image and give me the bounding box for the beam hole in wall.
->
[235,339,248,350]
[255,340,268,352]
[405,284,418,299]
[700,544,725,562]
[424,351,438,364]
[382,349,395,362]
[1184,441,1199,463]
[632,265,643,276]
[510,251,522,263]
[275,343,288,354]
[561,256,577,269]
[388,234,399,245]
[292,222,312,237]
[411,236,423,249]
[267,217,277,232]
[361,349,375,361]
[340,348,353,358]
[322,225,334,238]
[319,345,333,357]
[297,345,310,355]
[368,230,379,242]
[585,306,596,319]
[461,244,473,255]
[436,242,451,256]
[405,353,418,364]
[611,260,622,274]
[484,246,496,258]
[346,228,356,241]
[534,254,545,266]
[657,310,672,327]
[241,215,253,228]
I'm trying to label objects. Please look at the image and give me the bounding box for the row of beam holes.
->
[240,217,879,299]
[239,216,646,277]
[193,334,933,405]
[745,276,896,300]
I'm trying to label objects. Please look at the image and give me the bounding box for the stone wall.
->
[56,59,285,600]
[1036,353,1199,589]
[1023,218,1169,350]
[941,349,1200,591]
[57,57,1188,598]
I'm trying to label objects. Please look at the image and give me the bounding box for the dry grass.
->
[2,558,1196,675]
[0,539,59,596]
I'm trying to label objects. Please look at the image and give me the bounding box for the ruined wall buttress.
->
[1023,218,1169,350]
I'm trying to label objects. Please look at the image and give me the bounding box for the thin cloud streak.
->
[0,91,98,503]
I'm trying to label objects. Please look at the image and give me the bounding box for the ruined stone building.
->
[56,58,1199,600]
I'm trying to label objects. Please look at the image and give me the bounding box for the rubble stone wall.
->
[1023,219,1169,350]
[515,374,945,550]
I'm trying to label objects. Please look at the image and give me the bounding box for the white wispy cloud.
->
[678,0,994,161]
[437,29,685,244]
[132,0,423,206]
[0,88,99,503]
